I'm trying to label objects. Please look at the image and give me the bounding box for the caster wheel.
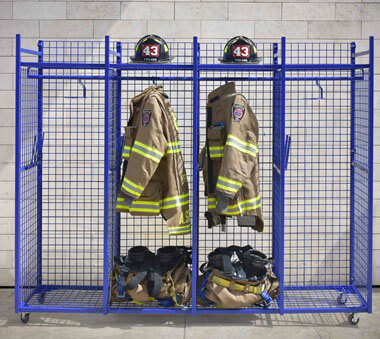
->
[337,292,347,305]
[20,312,30,324]
[38,293,45,304]
[348,313,360,325]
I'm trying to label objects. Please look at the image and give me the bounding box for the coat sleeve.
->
[216,94,259,200]
[120,96,168,200]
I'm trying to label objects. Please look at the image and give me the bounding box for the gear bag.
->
[197,246,279,308]
[112,246,192,307]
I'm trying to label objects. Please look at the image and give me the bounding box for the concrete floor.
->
[0,289,379,339]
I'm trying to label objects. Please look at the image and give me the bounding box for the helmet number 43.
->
[142,44,160,57]
[232,45,250,58]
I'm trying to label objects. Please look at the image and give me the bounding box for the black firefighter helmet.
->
[130,34,174,63]
[219,36,261,64]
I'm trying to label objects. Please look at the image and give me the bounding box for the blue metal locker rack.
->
[15,35,374,321]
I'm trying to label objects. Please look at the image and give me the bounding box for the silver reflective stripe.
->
[167,142,181,154]
[132,142,162,162]
[161,194,189,209]
[122,180,142,196]
[216,177,241,191]
[168,224,191,234]
[241,197,261,210]
[226,135,258,157]
[209,148,224,158]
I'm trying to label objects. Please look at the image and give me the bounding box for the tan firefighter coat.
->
[201,82,264,232]
[116,86,190,236]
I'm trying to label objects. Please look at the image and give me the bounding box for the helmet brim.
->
[217,57,262,64]
[129,56,175,64]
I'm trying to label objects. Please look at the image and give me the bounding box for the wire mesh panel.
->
[15,36,373,316]
[17,67,39,307]
[37,70,105,309]
[197,42,279,312]
[282,42,370,312]
[16,41,108,311]
[351,69,371,308]
[107,41,194,311]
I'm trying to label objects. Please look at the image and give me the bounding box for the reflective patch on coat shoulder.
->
[232,104,245,122]
[142,109,152,126]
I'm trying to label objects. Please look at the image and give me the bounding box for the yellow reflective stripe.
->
[170,230,191,235]
[168,224,191,230]
[123,145,131,158]
[227,134,259,153]
[218,176,242,187]
[124,178,144,191]
[131,147,160,163]
[207,195,261,215]
[161,193,189,203]
[116,205,160,213]
[216,176,242,193]
[121,184,140,197]
[209,146,224,151]
[166,141,181,155]
[131,140,164,163]
[161,200,188,209]
[134,140,164,158]
[216,183,237,193]
[117,194,189,211]
[225,134,258,158]
[168,224,191,235]
[132,200,160,206]
[168,141,180,146]
[225,141,256,157]
[209,145,224,158]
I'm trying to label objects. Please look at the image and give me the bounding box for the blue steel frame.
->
[14,35,374,316]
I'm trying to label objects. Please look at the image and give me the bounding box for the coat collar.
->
[207,82,236,104]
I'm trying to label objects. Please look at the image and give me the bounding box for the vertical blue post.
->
[367,36,374,313]
[279,36,286,315]
[192,36,199,316]
[116,41,122,256]
[103,35,110,315]
[349,42,356,287]
[37,39,44,288]
[272,41,279,270]
[15,34,21,313]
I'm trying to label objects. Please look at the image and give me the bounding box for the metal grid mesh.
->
[352,70,370,304]
[108,42,193,310]
[197,43,276,310]
[284,70,351,286]
[42,40,118,64]
[16,38,372,314]
[107,68,120,293]
[40,66,105,302]
[19,67,39,305]
[283,286,363,310]
[285,43,351,64]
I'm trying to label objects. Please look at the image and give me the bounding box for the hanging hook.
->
[78,79,86,98]
[63,79,86,99]
[303,80,324,100]
[315,80,323,100]
[153,80,157,86]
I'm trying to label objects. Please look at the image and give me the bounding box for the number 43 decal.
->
[232,45,250,58]
[142,44,160,57]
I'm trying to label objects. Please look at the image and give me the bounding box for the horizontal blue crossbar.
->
[108,308,192,314]
[20,48,42,56]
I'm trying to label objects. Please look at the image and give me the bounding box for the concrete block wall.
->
[0,1,379,286]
